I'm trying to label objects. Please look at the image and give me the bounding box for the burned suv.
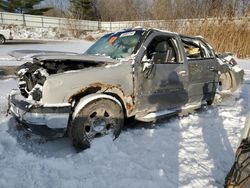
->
[9,28,244,149]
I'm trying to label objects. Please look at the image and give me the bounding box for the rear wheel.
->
[70,98,124,150]
[206,98,214,105]
[219,72,232,92]
[0,36,5,44]
[207,81,219,105]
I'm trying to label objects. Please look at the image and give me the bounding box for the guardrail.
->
[0,12,249,31]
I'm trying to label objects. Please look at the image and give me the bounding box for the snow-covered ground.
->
[1,25,106,41]
[0,41,249,188]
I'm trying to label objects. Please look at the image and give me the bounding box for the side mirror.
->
[141,54,155,78]
[141,54,154,71]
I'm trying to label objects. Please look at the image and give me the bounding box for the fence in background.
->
[0,12,249,31]
[0,12,98,30]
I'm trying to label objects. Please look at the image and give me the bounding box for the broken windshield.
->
[85,30,145,59]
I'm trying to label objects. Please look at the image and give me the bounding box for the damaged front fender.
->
[68,82,135,117]
[41,62,135,117]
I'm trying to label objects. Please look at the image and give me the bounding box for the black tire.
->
[206,98,214,105]
[0,36,5,44]
[207,80,219,105]
[69,98,124,150]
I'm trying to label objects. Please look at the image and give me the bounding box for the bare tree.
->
[174,0,200,19]
[43,0,249,21]
[96,0,139,21]
[69,0,98,20]
[40,0,66,17]
[134,0,152,20]
[151,0,173,20]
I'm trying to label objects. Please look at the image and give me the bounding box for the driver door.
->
[134,33,189,115]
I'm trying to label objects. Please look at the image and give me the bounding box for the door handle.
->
[209,66,215,71]
[178,70,187,76]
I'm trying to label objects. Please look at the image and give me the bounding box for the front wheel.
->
[69,98,124,150]
[0,36,5,44]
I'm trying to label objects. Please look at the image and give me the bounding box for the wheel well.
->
[104,92,127,118]
[0,34,5,39]
[72,93,126,119]
[70,87,128,118]
[71,86,102,104]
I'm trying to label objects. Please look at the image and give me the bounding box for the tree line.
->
[0,0,249,20]
[69,0,249,21]
[0,0,51,15]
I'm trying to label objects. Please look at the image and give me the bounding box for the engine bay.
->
[16,58,104,101]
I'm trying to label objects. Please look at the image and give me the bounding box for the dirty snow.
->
[1,25,107,41]
[0,40,249,188]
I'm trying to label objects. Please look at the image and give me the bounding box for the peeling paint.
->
[68,82,135,117]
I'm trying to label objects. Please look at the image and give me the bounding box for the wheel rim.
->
[84,107,116,140]
[219,72,232,91]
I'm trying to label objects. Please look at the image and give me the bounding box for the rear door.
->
[181,37,219,104]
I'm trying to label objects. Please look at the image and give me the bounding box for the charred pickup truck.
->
[9,28,244,149]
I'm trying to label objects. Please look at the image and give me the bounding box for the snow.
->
[1,25,107,41]
[0,40,249,188]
